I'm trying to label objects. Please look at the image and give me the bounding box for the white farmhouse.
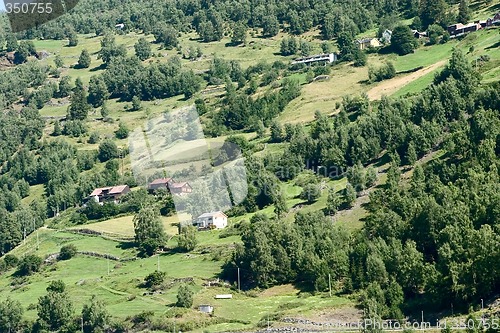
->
[195,211,228,229]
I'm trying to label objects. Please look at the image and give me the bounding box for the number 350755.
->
[6,2,53,14]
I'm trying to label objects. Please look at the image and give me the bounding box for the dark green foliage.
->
[368,62,396,82]
[300,184,321,203]
[88,75,109,108]
[0,298,24,332]
[47,280,66,293]
[68,30,79,46]
[419,0,448,28]
[98,33,126,65]
[78,49,91,68]
[134,37,152,60]
[457,0,471,24]
[176,284,193,308]
[391,26,418,55]
[134,206,166,256]
[280,37,298,56]
[59,244,77,260]
[57,75,72,98]
[177,226,197,252]
[63,120,87,137]
[262,16,279,37]
[226,211,350,289]
[427,24,445,45]
[17,254,42,276]
[299,40,312,57]
[98,139,119,162]
[82,295,110,333]
[343,183,357,207]
[14,41,36,64]
[67,78,91,120]
[144,271,166,289]
[180,70,202,99]
[54,55,64,68]
[52,120,62,136]
[37,280,74,331]
[154,24,179,49]
[231,22,247,45]
[4,254,19,268]
[6,33,18,52]
[131,96,141,111]
[115,122,129,139]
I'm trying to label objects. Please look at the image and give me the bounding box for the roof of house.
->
[198,211,228,219]
[109,185,129,194]
[170,182,191,189]
[356,38,377,43]
[90,185,129,197]
[149,178,173,185]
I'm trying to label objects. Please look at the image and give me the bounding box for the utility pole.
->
[328,273,332,297]
[81,316,84,332]
[36,228,39,250]
[481,299,484,325]
[421,310,424,332]
[237,267,240,291]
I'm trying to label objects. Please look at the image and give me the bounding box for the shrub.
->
[368,62,396,82]
[58,244,77,260]
[300,184,322,203]
[144,271,166,289]
[17,255,42,276]
[4,254,19,268]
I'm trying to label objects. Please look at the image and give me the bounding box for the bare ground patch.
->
[367,60,447,100]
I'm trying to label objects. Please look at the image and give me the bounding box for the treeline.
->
[10,0,405,40]
[224,49,500,315]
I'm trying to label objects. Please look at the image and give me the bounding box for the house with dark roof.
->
[148,178,192,196]
[169,182,192,195]
[447,22,481,38]
[87,185,130,204]
[147,178,174,192]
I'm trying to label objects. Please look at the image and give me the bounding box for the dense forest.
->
[223,49,499,317]
[0,0,499,331]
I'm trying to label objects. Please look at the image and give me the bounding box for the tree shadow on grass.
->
[90,63,106,72]
[485,40,500,50]
[116,241,136,250]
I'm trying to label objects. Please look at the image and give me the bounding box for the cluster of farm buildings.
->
[83,178,228,230]
[292,12,499,67]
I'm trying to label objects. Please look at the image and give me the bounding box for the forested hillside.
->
[0,0,499,331]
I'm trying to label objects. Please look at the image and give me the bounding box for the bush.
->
[17,255,42,276]
[58,244,77,260]
[63,120,87,137]
[88,131,100,144]
[368,62,396,82]
[98,139,119,162]
[144,271,166,289]
[4,254,19,268]
[300,184,322,203]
